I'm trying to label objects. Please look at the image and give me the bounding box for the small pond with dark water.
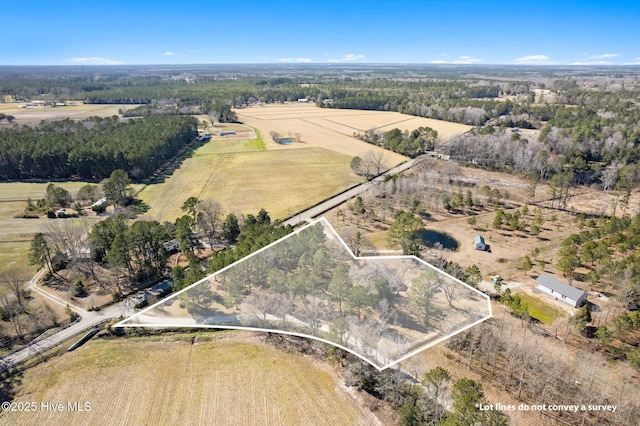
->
[419,230,459,250]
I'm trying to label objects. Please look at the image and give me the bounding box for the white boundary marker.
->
[114,217,492,370]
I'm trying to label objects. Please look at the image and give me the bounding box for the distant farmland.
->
[235,103,472,155]
[0,102,132,126]
[140,104,470,223]
[0,333,380,426]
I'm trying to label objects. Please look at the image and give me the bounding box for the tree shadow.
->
[0,370,22,402]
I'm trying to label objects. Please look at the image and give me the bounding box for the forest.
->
[0,115,198,180]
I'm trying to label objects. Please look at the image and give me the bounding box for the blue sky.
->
[2,0,639,65]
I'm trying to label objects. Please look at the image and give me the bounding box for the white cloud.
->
[431,56,482,64]
[162,51,178,56]
[455,56,482,64]
[326,53,365,63]
[587,53,619,60]
[68,57,122,65]
[279,57,312,63]
[342,53,365,61]
[571,61,614,65]
[514,54,552,64]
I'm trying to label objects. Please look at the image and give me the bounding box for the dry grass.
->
[236,103,472,155]
[138,146,360,223]
[1,333,379,426]
[0,103,133,125]
[236,104,410,163]
[325,164,612,285]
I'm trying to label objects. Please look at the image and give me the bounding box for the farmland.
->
[138,146,361,223]
[0,102,131,126]
[0,333,381,426]
[138,103,472,223]
[235,103,471,156]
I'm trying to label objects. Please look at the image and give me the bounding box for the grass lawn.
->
[517,292,563,324]
[0,333,377,425]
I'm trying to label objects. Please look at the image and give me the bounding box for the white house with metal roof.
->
[535,274,587,308]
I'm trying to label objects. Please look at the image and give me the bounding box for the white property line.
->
[114,217,492,370]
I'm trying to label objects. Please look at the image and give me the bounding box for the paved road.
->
[284,157,422,228]
[0,273,136,372]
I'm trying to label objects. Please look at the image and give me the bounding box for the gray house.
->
[535,274,587,308]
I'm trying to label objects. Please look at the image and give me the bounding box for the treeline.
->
[0,115,198,180]
[556,213,640,310]
[357,126,438,158]
[447,318,640,425]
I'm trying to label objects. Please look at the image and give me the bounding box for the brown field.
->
[236,104,410,162]
[236,103,472,156]
[0,102,133,125]
[1,332,380,426]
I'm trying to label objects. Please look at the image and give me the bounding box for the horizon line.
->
[2,63,640,68]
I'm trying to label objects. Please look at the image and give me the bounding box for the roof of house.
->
[536,274,587,301]
[474,235,485,244]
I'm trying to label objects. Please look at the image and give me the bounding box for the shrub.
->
[92,204,107,214]
[72,279,88,297]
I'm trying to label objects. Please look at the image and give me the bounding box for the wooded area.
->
[0,115,197,180]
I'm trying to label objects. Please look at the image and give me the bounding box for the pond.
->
[419,230,459,250]
[277,138,295,144]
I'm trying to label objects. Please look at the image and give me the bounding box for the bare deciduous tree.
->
[0,269,31,312]
[197,199,224,247]
[362,150,388,176]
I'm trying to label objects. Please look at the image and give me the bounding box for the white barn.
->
[535,274,587,308]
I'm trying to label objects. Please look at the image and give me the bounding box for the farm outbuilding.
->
[474,235,487,251]
[535,274,587,308]
[163,239,180,252]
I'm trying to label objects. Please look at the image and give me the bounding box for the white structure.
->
[91,197,107,208]
[163,239,180,252]
[474,235,487,251]
[536,274,587,308]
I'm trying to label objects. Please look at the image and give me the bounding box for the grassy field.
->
[138,146,361,222]
[516,292,563,324]
[236,103,472,156]
[0,182,144,277]
[0,333,378,425]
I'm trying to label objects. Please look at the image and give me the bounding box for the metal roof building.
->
[535,274,587,308]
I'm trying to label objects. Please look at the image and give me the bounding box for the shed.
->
[91,197,107,208]
[163,239,180,252]
[474,235,487,251]
[535,274,587,308]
